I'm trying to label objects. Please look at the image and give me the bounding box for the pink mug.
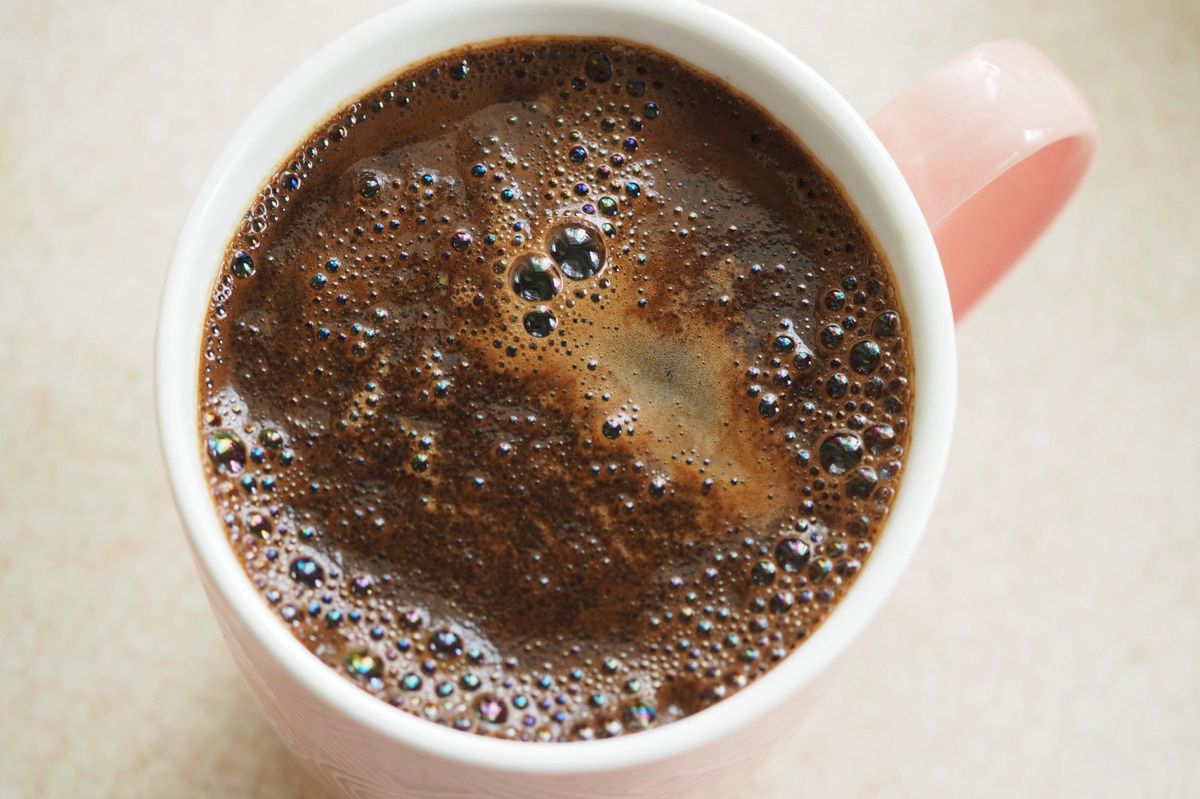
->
[156,0,1097,796]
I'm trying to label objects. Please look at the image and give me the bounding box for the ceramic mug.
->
[156,0,1097,796]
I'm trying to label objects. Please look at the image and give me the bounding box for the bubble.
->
[644,102,660,119]
[849,340,881,374]
[792,346,815,370]
[819,433,864,475]
[429,629,464,660]
[451,230,473,252]
[774,538,811,572]
[598,196,618,216]
[206,430,246,474]
[548,224,605,280]
[450,60,469,80]
[510,254,562,301]
[231,251,255,279]
[861,425,896,455]
[601,417,623,439]
[245,510,271,537]
[751,560,777,585]
[359,173,381,198]
[819,324,844,350]
[345,650,383,679]
[758,393,780,418]
[289,556,324,587]
[626,78,647,97]
[623,137,639,152]
[773,334,796,354]
[585,52,613,82]
[523,308,557,337]
[476,695,509,724]
[569,145,587,163]
[825,373,848,399]
[845,467,879,498]
[872,311,901,338]
[769,591,795,613]
[648,475,668,498]
[349,574,375,595]
[471,163,487,177]
[310,274,327,289]
[824,289,846,310]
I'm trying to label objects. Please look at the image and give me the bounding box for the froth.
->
[199,37,913,742]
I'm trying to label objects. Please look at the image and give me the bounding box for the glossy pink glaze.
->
[870,40,1098,318]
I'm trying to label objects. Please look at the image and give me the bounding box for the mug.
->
[156,0,1097,796]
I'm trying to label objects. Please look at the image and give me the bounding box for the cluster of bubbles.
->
[510,223,606,337]
[200,42,913,742]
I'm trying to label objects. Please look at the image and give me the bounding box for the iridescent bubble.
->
[849,340,881,374]
[824,289,846,310]
[206,430,246,474]
[863,423,897,454]
[476,695,508,724]
[569,145,587,163]
[626,78,646,97]
[751,559,777,585]
[450,230,473,252]
[819,433,864,475]
[644,102,660,119]
[598,196,618,216]
[289,556,324,587]
[231,251,255,279]
[770,591,795,613]
[773,334,796,354]
[873,311,901,338]
[450,60,469,80]
[429,629,464,660]
[245,510,271,538]
[345,650,383,679]
[260,428,284,450]
[523,307,557,337]
[510,254,562,301]
[819,324,844,350]
[549,224,605,280]
[775,538,811,572]
[845,467,879,498]
[826,373,849,399]
[585,52,613,82]
[623,700,656,730]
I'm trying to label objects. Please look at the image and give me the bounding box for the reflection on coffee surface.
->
[199,38,913,741]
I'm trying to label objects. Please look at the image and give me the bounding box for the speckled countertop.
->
[1,1,1197,796]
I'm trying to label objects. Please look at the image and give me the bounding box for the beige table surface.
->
[2,1,1197,796]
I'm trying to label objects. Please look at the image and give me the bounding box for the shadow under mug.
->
[156,1,1096,796]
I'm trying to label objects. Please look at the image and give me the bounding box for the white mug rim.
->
[156,0,956,776]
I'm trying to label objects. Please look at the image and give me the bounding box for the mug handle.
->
[869,40,1098,319]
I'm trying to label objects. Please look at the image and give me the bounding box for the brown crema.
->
[199,37,913,741]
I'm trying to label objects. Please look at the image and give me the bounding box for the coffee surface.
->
[199,38,913,741]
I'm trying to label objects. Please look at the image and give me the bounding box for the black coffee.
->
[199,37,913,741]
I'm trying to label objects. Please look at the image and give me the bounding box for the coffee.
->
[198,37,912,741]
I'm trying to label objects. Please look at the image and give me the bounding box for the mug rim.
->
[156,0,956,775]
